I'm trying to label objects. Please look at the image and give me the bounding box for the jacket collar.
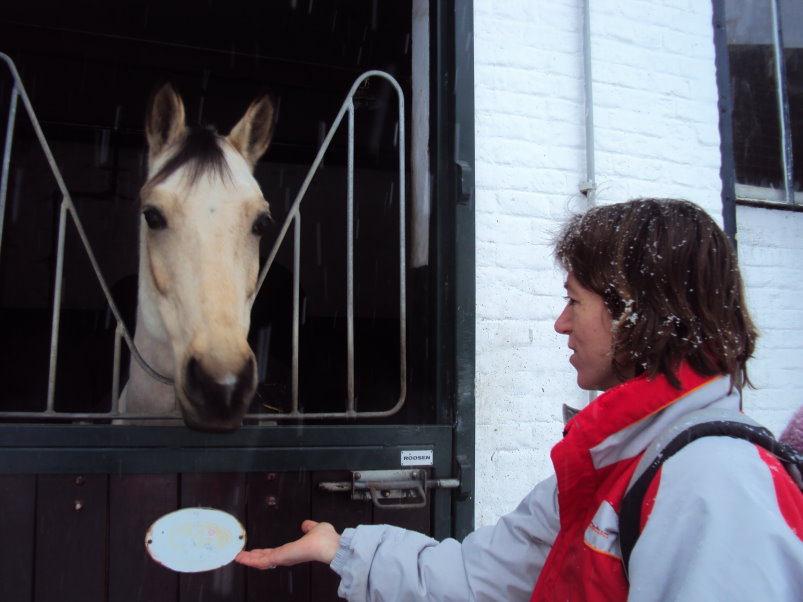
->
[561,363,739,471]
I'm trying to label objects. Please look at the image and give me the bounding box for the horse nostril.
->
[185,356,216,401]
[187,356,203,383]
[184,355,256,416]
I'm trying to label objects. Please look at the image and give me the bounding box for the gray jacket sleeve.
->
[330,474,560,602]
[628,437,803,602]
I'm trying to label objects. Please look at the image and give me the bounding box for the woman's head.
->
[554,198,757,389]
[554,272,622,391]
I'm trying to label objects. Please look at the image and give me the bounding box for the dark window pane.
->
[725,0,802,194]
[728,44,784,190]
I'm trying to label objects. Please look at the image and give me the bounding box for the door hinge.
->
[455,160,473,204]
[319,470,460,509]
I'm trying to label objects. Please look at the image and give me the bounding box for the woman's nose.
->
[554,303,571,334]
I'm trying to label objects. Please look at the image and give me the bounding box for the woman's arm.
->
[334,475,560,601]
[235,520,341,569]
[236,475,560,602]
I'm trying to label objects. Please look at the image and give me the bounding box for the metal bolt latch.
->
[318,470,460,509]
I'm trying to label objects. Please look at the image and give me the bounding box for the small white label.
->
[401,449,434,466]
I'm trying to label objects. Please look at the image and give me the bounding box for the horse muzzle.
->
[179,353,257,432]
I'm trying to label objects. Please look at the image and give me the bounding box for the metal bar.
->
[770,0,794,205]
[580,0,596,202]
[0,411,180,421]
[111,322,123,412]
[346,99,356,411]
[0,422,449,447]
[257,71,405,287]
[0,52,172,388]
[251,70,409,421]
[0,407,425,421]
[46,200,69,413]
[0,85,19,259]
[446,0,477,540]
[0,423,453,474]
[397,83,408,408]
[291,212,301,414]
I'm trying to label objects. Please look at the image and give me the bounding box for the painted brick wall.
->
[472,0,802,528]
[736,205,803,437]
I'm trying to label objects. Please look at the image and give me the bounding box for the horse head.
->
[129,83,275,432]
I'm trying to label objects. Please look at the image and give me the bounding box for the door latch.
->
[319,470,460,509]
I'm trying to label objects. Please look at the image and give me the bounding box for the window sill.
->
[735,185,803,212]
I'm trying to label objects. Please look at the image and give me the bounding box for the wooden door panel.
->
[34,474,107,602]
[0,475,36,601]
[109,474,179,602]
[245,471,311,601]
[5,468,435,601]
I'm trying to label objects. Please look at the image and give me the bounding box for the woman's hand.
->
[235,520,341,569]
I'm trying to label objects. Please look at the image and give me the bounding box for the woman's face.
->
[554,272,621,391]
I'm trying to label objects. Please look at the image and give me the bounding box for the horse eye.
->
[252,212,273,236]
[142,206,168,230]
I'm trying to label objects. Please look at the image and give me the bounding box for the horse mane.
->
[148,126,232,188]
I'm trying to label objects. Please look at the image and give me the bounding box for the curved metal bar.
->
[0,52,173,387]
[347,98,355,409]
[256,70,406,291]
[0,84,18,257]
[248,69,408,421]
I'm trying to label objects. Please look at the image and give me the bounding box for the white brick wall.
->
[475,0,587,527]
[473,0,802,528]
[736,205,803,436]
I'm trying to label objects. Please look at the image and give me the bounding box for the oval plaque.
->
[145,507,246,573]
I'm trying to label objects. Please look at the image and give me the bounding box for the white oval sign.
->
[145,507,246,573]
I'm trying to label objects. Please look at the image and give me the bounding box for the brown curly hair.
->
[554,198,757,389]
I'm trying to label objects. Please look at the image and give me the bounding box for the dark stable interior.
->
[0,0,436,424]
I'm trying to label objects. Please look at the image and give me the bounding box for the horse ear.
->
[227,95,276,169]
[145,83,186,160]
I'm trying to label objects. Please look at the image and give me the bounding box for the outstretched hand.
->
[235,520,341,569]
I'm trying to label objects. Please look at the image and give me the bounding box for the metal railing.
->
[0,52,407,423]
[248,70,407,420]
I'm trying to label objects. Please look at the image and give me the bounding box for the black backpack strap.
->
[619,408,803,577]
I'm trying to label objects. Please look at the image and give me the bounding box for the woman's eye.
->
[142,206,167,230]
[252,212,273,236]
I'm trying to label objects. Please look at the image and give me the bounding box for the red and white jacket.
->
[332,364,803,601]
[531,362,803,600]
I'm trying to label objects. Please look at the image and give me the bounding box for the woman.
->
[236,199,803,600]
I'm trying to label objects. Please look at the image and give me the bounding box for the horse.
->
[118,83,275,432]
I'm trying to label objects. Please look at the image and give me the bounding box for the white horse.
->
[119,83,275,432]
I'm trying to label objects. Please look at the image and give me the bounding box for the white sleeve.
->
[628,437,803,602]
[330,474,560,602]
